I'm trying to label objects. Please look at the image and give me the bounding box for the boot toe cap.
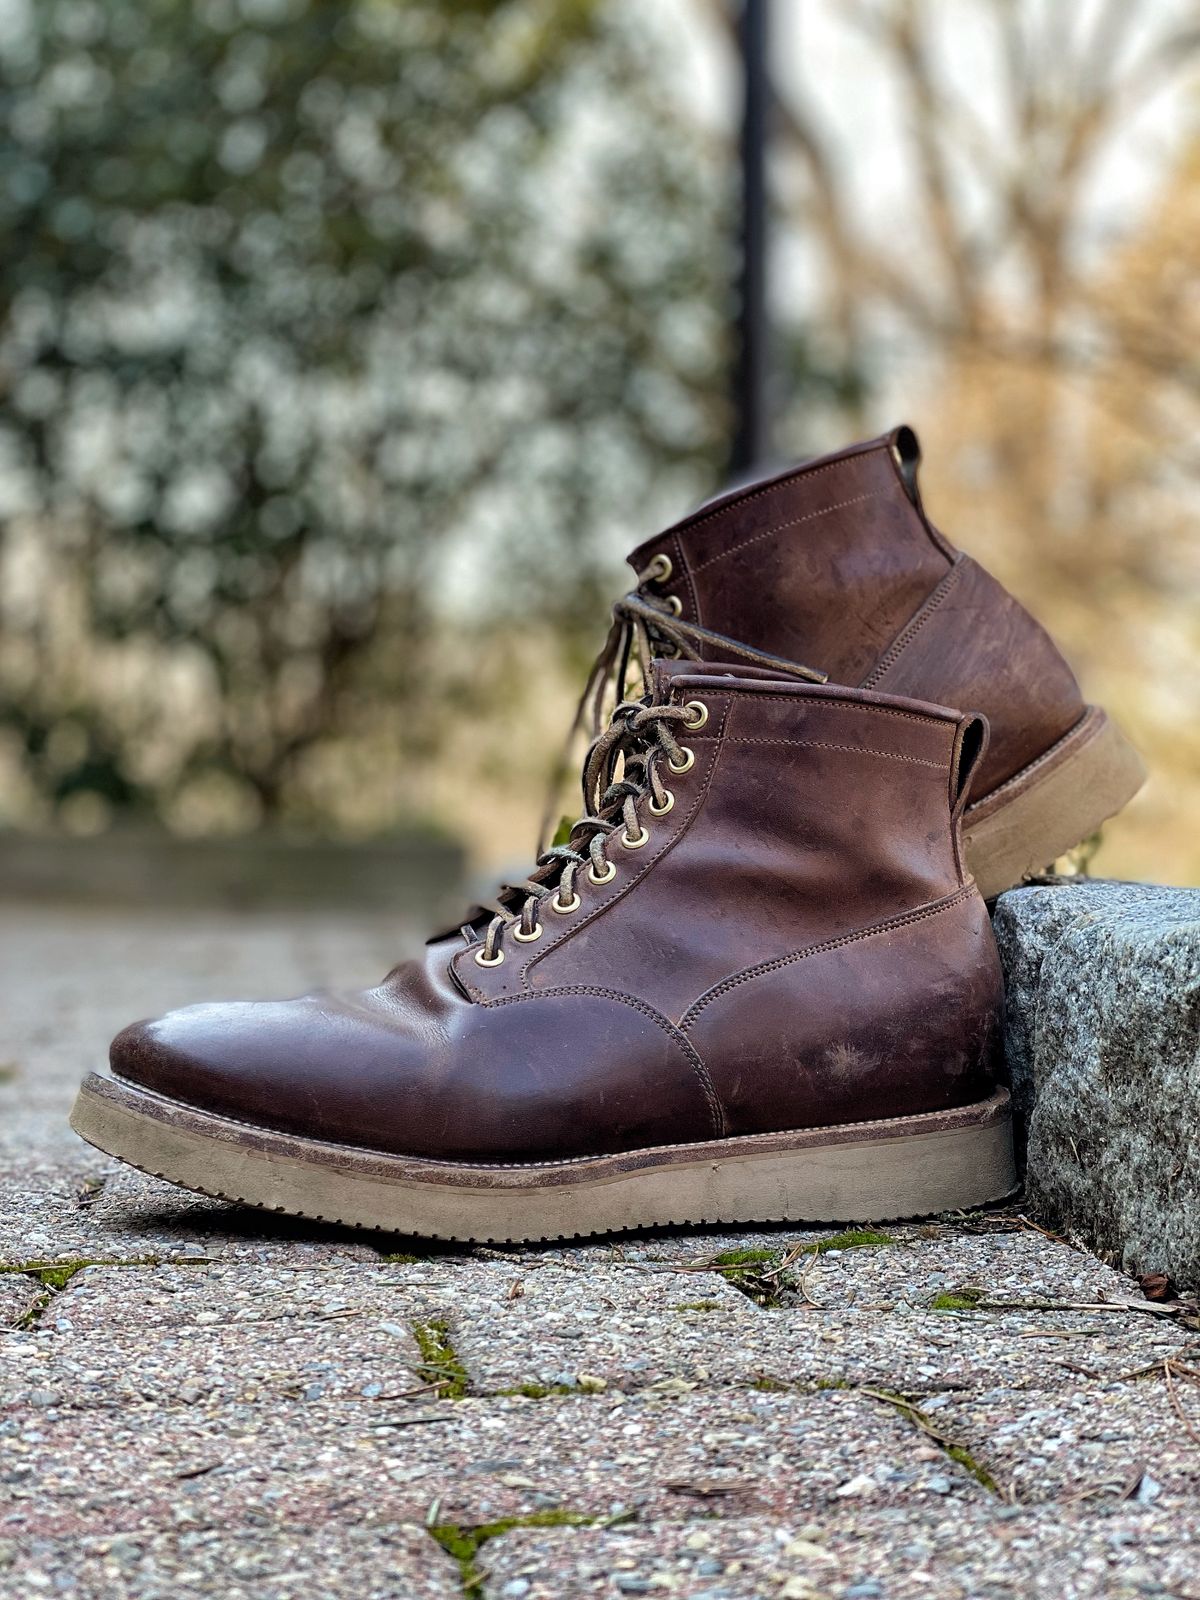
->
[109,998,340,1129]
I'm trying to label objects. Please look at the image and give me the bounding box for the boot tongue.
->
[648,658,691,698]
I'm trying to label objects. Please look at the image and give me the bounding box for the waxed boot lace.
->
[536,557,826,851]
[469,697,701,966]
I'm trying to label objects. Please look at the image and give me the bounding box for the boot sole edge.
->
[964,706,1145,899]
[70,1075,1017,1244]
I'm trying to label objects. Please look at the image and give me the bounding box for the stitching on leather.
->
[670,443,889,543]
[482,984,724,1139]
[862,558,965,689]
[452,697,732,1003]
[106,1070,1002,1171]
[671,528,701,623]
[719,693,952,730]
[688,490,881,575]
[724,738,945,768]
[679,886,975,1028]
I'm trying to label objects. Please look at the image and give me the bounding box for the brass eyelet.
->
[683,699,708,730]
[621,824,650,850]
[668,747,695,774]
[512,922,543,943]
[587,859,616,886]
[646,552,673,583]
[553,891,581,914]
[665,595,683,616]
[648,789,675,817]
[474,947,504,967]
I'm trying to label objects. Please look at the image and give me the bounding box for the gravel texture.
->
[3,1388,986,1549]
[479,1506,1200,1598]
[0,1273,41,1330]
[994,880,1200,1286]
[2,1524,462,1600]
[4,903,1200,1598]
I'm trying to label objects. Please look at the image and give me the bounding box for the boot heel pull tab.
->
[951,712,990,822]
[888,423,923,510]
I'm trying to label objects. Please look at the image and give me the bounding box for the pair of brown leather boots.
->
[72,428,1145,1242]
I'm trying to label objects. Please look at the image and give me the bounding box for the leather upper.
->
[625,428,1086,796]
[111,667,1004,1164]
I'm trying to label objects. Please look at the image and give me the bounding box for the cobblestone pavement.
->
[3,906,1200,1599]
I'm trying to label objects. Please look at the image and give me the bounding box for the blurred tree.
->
[762,0,1200,882]
[0,0,732,837]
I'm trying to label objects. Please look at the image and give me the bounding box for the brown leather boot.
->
[595,427,1144,899]
[72,664,1016,1242]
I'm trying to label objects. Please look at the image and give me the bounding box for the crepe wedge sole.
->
[964,705,1145,900]
[71,1073,1017,1244]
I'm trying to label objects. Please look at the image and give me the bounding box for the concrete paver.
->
[477,1506,1200,1599]
[2,1389,985,1549]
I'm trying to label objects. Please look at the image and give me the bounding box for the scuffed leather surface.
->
[629,442,950,686]
[111,673,1005,1163]
[627,432,1085,801]
[684,886,1002,1136]
[864,556,1084,791]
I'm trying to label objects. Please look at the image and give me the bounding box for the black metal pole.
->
[731,0,770,477]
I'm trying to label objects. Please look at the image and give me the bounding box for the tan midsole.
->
[70,1074,1016,1244]
[964,706,1145,899]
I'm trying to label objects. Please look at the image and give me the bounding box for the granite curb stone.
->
[994,880,1200,1285]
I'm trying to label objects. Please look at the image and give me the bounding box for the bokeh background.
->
[2,0,1198,899]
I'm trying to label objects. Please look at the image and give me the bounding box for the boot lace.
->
[469,696,703,967]
[537,555,826,850]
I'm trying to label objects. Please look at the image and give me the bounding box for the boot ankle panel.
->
[505,683,973,1024]
[628,443,953,685]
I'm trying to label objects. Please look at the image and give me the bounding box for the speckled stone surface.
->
[5,903,1200,1599]
[2,1524,462,1600]
[408,1246,1185,1398]
[0,1272,41,1330]
[994,881,1200,1285]
[479,1506,1200,1598]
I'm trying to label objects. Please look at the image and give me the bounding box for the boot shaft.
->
[624,427,1085,796]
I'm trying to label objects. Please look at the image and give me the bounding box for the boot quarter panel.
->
[680,886,1003,1137]
[864,555,1086,792]
[511,685,966,1027]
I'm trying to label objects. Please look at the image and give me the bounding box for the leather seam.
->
[678,886,976,1029]
[452,698,732,1002]
[688,489,882,575]
[480,985,725,1139]
[723,738,946,769]
[714,693,954,730]
[861,557,966,689]
[515,696,732,990]
[671,528,701,625]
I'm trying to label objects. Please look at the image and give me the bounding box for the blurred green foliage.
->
[0,0,732,833]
